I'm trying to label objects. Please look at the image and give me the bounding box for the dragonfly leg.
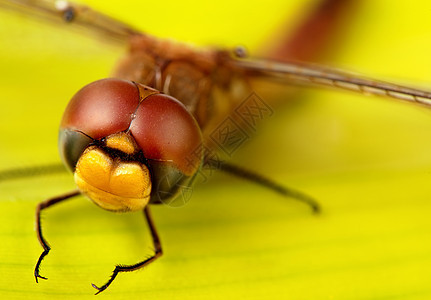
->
[207,159,320,213]
[34,190,81,282]
[0,163,66,182]
[91,206,163,295]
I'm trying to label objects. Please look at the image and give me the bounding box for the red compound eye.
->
[59,79,141,171]
[130,92,203,177]
[60,78,140,139]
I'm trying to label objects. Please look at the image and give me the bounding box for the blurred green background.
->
[1,0,431,299]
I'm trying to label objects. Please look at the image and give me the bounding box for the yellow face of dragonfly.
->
[74,133,152,212]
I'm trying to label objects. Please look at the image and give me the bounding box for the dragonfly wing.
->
[232,58,431,108]
[0,0,142,43]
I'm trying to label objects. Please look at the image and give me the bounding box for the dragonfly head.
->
[58,78,203,212]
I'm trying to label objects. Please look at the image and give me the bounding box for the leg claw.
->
[35,273,48,283]
[91,283,105,295]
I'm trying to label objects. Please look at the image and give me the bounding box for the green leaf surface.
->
[1,0,431,299]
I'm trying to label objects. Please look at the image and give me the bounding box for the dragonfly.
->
[1,0,431,295]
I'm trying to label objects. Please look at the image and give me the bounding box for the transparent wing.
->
[0,0,142,43]
[233,58,431,108]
